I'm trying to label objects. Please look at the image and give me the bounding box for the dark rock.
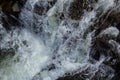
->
[0,0,27,30]
[89,5,120,79]
[0,48,15,63]
[57,75,84,80]
[34,0,57,16]
[68,0,97,20]
[89,3,120,59]
[0,0,27,15]
[112,72,120,80]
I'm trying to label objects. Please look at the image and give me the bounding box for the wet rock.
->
[90,27,119,60]
[68,0,97,20]
[57,63,114,80]
[34,0,57,16]
[57,70,86,80]
[0,48,15,63]
[90,3,120,59]
[93,9,120,36]
[89,5,120,79]
[0,0,27,16]
[112,72,120,80]
[57,74,84,80]
[0,0,27,30]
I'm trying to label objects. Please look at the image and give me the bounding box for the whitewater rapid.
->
[0,0,118,80]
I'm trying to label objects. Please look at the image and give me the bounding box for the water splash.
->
[0,0,118,80]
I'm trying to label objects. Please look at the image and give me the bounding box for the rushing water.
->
[0,0,119,80]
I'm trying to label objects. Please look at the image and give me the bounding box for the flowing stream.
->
[0,0,119,80]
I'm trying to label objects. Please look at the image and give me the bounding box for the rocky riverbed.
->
[0,0,120,80]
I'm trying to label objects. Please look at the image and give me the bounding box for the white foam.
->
[0,0,118,80]
[0,29,50,80]
[98,0,115,11]
[100,27,119,38]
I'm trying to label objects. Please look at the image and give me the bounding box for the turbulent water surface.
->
[0,0,120,80]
